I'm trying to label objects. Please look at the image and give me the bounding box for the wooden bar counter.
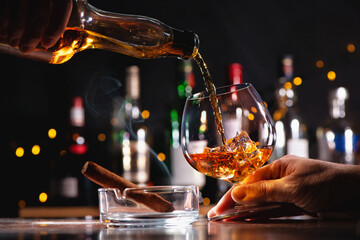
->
[0,216,359,239]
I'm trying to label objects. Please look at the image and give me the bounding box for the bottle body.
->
[0,0,199,64]
[120,66,150,185]
[271,55,309,161]
[317,119,359,164]
[273,103,309,158]
[317,87,360,164]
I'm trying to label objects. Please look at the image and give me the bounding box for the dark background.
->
[1,0,360,216]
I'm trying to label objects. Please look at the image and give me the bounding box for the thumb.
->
[232,179,288,204]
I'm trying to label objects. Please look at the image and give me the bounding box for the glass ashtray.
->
[98,186,199,227]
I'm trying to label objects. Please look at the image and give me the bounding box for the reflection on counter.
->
[0,217,359,240]
[99,224,209,240]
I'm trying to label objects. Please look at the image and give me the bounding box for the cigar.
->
[81,161,174,213]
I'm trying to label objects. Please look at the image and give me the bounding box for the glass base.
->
[101,210,198,228]
[208,203,282,221]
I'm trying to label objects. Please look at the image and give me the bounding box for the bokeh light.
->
[293,77,302,86]
[202,197,211,205]
[316,60,324,69]
[97,133,106,142]
[32,145,41,155]
[327,71,336,81]
[48,128,57,139]
[157,152,166,161]
[39,192,48,203]
[347,43,356,53]
[142,110,150,119]
[16,147,24,157]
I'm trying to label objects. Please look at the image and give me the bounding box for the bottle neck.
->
[229,63,243,85]
[69,97,87,155]
[171,29,199,59]
[125,66,141,120]
[276,87,297,108]
[170,109,180,148]
[330,98,346,119]
[70,97,85,127]
[177,61,195,98]
[281,55,294,81]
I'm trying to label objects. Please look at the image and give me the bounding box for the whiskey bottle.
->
[0,0,199,64]
[317,87,360,164]
[121,66,150,185]
[271,55,309,161]
[51,96,95,206]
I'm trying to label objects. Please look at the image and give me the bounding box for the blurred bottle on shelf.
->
[317,87,360,164]
[111,66,151,185]
[170,60,206,187]
[0,0,199,64]
[50,96,96,206]
[270,55,308,161]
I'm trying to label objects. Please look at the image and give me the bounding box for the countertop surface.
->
[0,217,359,240]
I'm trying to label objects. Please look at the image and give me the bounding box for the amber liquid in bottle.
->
[19,27,191,64]
[0,0,200,63]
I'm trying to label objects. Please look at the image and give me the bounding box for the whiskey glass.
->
[181,83,277,220]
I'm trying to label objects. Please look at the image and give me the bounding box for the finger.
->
[242,165,274,185]
[42,0,73,48]
[207,187,236,218]
[207,206,217,219]
[207,193,232,219]
[18,0,52,53]
[7,0,29,47]
[232,179,289,204]
[242,159,286,185]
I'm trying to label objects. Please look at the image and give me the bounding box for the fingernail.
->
[207,207,216,218]
[232,187,246,201]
